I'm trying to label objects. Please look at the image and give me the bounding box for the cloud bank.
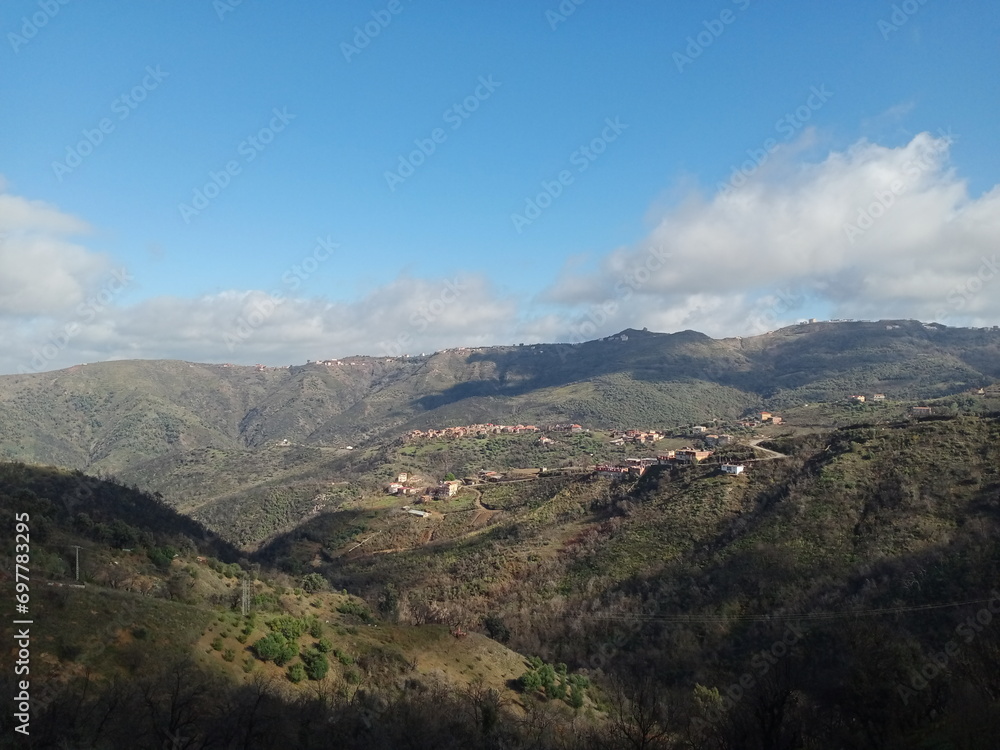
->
[2,131,998,374]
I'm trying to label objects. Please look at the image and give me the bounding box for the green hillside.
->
[1,320,999,551]
[0,465,601,748]
[265,413,1000,748]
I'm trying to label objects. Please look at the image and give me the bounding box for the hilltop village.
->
[388,415,789,500]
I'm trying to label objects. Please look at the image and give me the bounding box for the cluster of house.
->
[734,412,784,428]
[608,429,665,445]
[385,472,462,501]
[406,423,541,440]
[310,359,367,367]
[595,448,718,478]
[406,423,587,440]
[848,394,887,403]
[689,425,737,445]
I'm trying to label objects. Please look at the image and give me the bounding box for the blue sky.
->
[2,0,999,373]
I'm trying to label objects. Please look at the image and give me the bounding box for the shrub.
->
[301,573,327,593]
[268,615,307,640]
[483,614,510,643]
[287,663,306,683]
[274,641,298,667]
[301,648,329,680]
[252,632,287,662]
[335,650,354,666]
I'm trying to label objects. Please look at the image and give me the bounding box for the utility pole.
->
[71,545,81,581]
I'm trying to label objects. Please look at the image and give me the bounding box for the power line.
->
[581,597,997,624]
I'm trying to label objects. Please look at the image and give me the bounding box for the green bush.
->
[301,573,327,593]
[287,662,306,683]
[253,632,288,662]
[301,648,329,680]
[336,600,373,622]
[268,615,307,639]
[336,650,354,666]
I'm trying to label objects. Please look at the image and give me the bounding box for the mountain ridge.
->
[3,319,999,545]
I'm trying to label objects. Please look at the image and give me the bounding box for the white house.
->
[721,464,745,475]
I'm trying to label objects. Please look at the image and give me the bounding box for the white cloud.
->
[0,274,528,374]
[0,183,107,316]
[540,131,1000,336]
[2,132,999,375]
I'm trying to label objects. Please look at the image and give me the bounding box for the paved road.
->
[747,439,787,460]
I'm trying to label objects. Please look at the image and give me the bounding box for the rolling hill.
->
[1,319,998,548]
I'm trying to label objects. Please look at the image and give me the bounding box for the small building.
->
[721,464,745,475]
[872,394,886,401]
[675,448,714,464]
[759,411,772,422]
[692,425,708,434]
[849,395,866,403]
[770,416,783,425]
[397,472,409,483]
[912,406,933,416]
